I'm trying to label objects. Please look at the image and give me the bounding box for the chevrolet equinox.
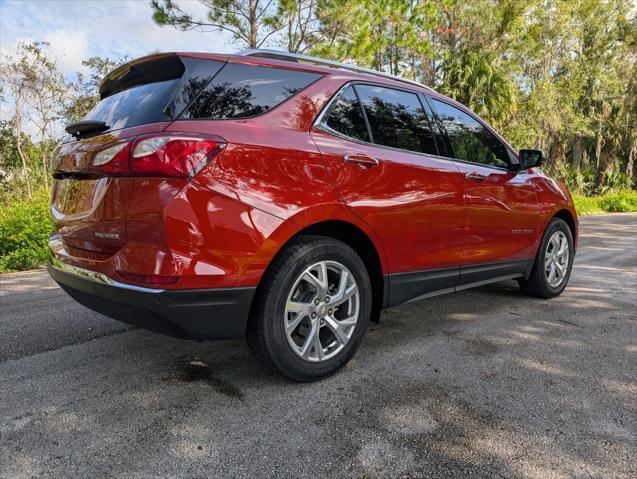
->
[48,50,578,381]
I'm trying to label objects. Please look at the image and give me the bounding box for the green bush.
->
[549,164,633,197]
[0,189,53,272]
[573,190,637,215]
[598,190,637,212]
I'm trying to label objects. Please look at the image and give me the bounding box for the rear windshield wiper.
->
[65,120,109,139]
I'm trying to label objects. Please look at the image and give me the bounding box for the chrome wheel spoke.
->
[311,326,324,361]
[302,270,326,296]
[557,237,567,256]
[300,319,319,359]
[545,231,569,287]
[332,283,358,307]
[323,315,349,345]
[284,260,360,363]
[286,300,311,316]
[286,313,305,334]
[548,262,557,283]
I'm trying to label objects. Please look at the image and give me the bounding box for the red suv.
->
[49,50,578,381]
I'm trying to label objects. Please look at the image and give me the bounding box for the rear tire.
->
[519,218,574,298]
[246,236,372,382]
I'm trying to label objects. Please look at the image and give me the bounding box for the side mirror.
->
[519,149,543,170]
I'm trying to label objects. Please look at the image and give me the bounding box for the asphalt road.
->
[1,214,636,479]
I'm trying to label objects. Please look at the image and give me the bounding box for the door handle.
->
[465,172,487,181]
[343,154,379,169]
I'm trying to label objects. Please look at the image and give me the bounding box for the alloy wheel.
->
[545,230,570,288]
[284,260,360,362]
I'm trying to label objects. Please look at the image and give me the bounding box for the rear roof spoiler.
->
[99,54,185,99]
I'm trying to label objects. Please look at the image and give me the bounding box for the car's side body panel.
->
[310,128,466,274]
[452,163,540,265]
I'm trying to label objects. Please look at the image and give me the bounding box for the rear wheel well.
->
[265,221,384,322]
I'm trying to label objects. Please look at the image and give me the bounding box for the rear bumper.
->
[48,259,255,340]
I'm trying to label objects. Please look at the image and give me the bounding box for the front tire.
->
[519,218,574,298]
[246,236,372,382]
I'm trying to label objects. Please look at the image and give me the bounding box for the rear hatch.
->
[51,54,225,255]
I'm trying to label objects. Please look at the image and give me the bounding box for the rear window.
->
[83,79,179,131]
[83,55,185,132]
[82,57,322,133]
[179,63,322,120]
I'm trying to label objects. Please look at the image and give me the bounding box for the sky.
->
[0,0,236,77]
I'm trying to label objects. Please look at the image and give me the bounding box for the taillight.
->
[93,141,131,175]
[91,134,224,178]
[131,135,223,178]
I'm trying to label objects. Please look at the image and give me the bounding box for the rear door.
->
[427,97,538,285]
[311,83,466,306]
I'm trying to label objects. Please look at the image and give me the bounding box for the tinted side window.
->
[322,86,369,142]
[431,99,509,168]
[355,85,437,155]
[166,58,224,118]
[180,63,322,119]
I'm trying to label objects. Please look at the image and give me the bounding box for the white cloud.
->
[0,0,249,138]
[44,29,89,74]
[0,0,237,75]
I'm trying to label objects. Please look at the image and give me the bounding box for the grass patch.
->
[0,189,53,273]
[573,190,637,215]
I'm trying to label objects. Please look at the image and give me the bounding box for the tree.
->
[21,43,67,187]
[440,51,517,129]
[275,0,320,53]
[150,0,281,49]
[312,0,438,78]
[65,56,125,123]
[0,41,71,194]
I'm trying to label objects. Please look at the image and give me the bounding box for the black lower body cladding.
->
[48,262,255,340]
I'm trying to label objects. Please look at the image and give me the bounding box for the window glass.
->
[85,55,187,131]
[431,99,509,168]
[180,63,322,119]
[322,86,369,142]
[355,85,437,155]
[83,79,180,131]
[166,58,224,118]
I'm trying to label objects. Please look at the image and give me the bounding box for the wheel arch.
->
[255,219,386,323]
[552,209,578,249]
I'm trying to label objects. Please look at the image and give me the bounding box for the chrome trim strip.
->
[237,49,435,93]
[454,273,524,292]
[48,256,165,294]
[404,273,525,304]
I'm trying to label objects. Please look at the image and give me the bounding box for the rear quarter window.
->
[322,86,370,142]
[179,63,322,120]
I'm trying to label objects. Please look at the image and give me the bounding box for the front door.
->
[427,97,539,286]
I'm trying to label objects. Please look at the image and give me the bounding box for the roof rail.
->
[237,49,434,92]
